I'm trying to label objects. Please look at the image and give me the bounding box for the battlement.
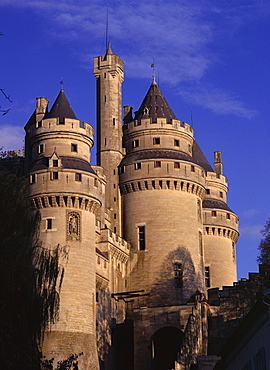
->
[27,116,94,139]
[123,117,194,137]
[206,171,228,186]
[97,229,130,266]
[93,53,124,79]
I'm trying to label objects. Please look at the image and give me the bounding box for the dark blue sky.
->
[1,0,270,279]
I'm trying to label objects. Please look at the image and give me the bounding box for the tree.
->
[0,167,65,369]
[257,218,270,265]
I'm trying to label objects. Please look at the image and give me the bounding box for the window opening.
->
[132,139,139,148]
[174,139,180,147]
[174,263,183,288]
[205,266,210,287]
[153,137,160,145]
[46,218,52,230]
[138,226,145,250]
[71,143,78,152]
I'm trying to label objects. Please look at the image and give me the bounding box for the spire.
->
[104,41,113,59]
[47,90,77,122]
[135,82,177,122]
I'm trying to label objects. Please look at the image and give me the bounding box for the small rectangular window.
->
[205,266,210,287]
[71,143,78,152]
[174,162,180,169]
[30,174,36,184]
[46,218,52,230]
[153,137,160,145]
[174,139,180,147]
[226,213,230,220]
[206,189,210,194]
[75,173,82,181]
[113,118,116,125]
[138,226,145,250]
[220,191,223,198]
[132,139,139,148]
[37,144,44,154]
[52,172,58,180]
[154,161,161,168]
[191,165,195,172]
[53,160,58,167]
[211,211,217,217]
[134,162,141,170]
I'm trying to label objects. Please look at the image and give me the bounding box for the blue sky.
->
[1,0,270,279]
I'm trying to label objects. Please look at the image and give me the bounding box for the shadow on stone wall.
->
[149,245,204,306]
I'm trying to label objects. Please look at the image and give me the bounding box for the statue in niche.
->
[67,212,80,240]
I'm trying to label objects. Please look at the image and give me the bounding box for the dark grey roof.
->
[120,149,193,166]
[46,90,77,121]
[134,81,177,122]
[192,141,213,172]
[120,146,213,172]
[28,156,95,174]
[203,199,232,212]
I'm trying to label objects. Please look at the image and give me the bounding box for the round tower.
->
[24,90,104,369]
[119,82,208,306]
[203,151,239,289]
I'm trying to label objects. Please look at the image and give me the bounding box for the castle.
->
[24,44,239,369]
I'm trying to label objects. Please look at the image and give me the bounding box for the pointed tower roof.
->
[135,81,177,122]
[104,41,113,60]
[47,90,77,122]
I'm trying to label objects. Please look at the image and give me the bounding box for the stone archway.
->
[150,326,183,370]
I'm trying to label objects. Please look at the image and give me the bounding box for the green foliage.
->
[0,169,65,369]
[257,218,270,265]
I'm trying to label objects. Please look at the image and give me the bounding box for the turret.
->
[24,90,104,369]
[120,81,207,306]
[203,152,239,289]
[93,43,124,236]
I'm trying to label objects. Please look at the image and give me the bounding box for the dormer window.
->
[53,160,58,167]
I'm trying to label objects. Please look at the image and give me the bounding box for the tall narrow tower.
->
[94,43,124,235]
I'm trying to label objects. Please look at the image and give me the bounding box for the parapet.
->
[123,117,194,137]
[26,116,94,140]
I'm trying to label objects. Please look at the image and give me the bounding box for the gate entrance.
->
[150,326,183,370]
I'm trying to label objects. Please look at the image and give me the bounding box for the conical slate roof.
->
[134,81,177,122]
[47,90,77,121]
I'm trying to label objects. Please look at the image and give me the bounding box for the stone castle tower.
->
[24,44,239,369]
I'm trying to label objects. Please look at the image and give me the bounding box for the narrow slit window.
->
[138,226,146,250]
[205,266,210,287]
[174,263,183,288]
[46,218,52,230]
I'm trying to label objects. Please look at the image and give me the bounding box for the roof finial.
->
[151,60,156,83]
[60,78,64,91]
